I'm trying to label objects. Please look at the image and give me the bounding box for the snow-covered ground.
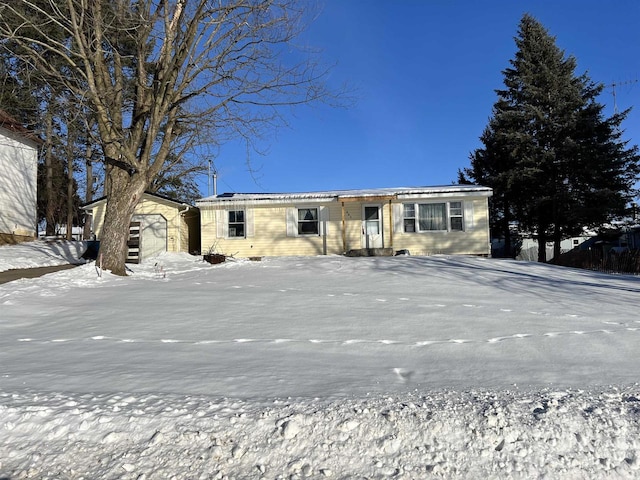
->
[1,241,639,479]
[0,239,86,272]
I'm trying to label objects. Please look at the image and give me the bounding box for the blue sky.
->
[201,0,640,196]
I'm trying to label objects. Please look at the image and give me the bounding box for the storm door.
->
[362,205,383,248]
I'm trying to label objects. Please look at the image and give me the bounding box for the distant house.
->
[0,110,40,244]
[83,192,200,263]
[196,185,492,258]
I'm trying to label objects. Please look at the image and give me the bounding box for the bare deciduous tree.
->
[0,0,337,274]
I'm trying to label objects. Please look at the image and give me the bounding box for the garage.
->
[127,214,168,263]
[83,192,201,263]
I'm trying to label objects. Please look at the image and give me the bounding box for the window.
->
[419,203,446,231]
[449,202,463,231]
[298,208,319,235]
[228,210,245,237]
[403,204,416,232]
[403,202,465,232]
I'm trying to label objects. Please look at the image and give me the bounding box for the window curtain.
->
[392,203,403,233]
[419,203,446,230]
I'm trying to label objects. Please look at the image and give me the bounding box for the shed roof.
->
[82,191,195,210]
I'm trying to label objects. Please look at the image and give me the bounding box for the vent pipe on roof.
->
[208,159,218,197]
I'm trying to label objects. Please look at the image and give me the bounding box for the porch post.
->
[341,201,346,254]
[389,199,393,251]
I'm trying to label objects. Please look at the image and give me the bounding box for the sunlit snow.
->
[1,241,639,478]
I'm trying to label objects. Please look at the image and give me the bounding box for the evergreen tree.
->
[462,14,639,262]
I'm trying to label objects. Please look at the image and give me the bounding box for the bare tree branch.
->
[0,0,343,274]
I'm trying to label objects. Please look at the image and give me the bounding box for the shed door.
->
[132,214,167,261]
[362,205,383,248]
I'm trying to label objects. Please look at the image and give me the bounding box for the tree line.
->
[0,1,206,241]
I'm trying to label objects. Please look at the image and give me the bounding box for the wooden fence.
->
[553,249,640,275]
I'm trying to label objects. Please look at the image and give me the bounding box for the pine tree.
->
[463,14,640,262]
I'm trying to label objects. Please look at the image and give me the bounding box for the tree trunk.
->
[98,168,147,275]
[66,129,75,241]
[537,228,548,263]
[502,198,512,258]
[83,151,93,240]
[44,111,55,236]
[552,225,562,264]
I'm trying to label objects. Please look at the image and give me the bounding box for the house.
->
[196,185,492,258]
[83,192,200,263]
[0,110,40,244]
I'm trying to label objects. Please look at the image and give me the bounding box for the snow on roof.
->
[196,185,492,204]
[82,191,194,210]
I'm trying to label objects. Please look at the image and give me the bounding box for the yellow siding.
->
[91,202,107,239]
[202,203,344,257]
[200,195,491,258]
[391,197,491,256]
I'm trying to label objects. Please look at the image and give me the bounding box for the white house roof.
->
[196,185,492,205]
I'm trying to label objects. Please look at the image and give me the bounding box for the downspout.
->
[389,199,393,252]
[178,204,193,253]
[342,201,346,254]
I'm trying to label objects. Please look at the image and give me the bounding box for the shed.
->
[83,192,200,263]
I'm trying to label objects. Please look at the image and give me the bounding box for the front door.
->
[362,205,383,248]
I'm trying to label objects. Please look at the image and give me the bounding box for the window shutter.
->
[392,203,403,233]
[246,208,254,237]
[286,208,298,237]
[216,209,228,238]
[464,201,474,230]
[319,206,329,235]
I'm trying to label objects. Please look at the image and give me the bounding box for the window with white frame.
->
[403,202,465,232]
[298,207,319,235]
[228,210,245,237]
[449,201,463,231]
[403,204,416,232]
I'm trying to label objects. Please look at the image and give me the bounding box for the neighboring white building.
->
[517,232,595,262]
[0,110,40,244]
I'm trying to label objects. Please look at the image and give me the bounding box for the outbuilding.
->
[83,192,200,263]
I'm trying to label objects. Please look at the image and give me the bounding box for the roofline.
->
[0,110,43,145]
[196,185,493,205]
[82,191,196,210]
